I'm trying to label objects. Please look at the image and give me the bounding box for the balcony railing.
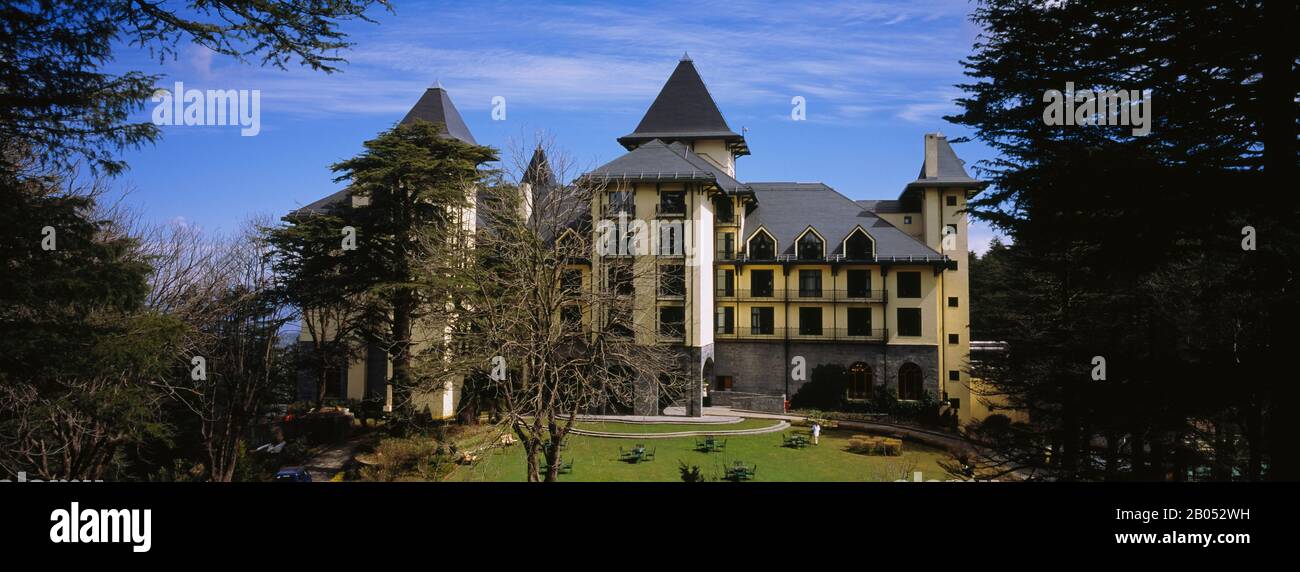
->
[603,204,636,218]
[713,289,888,302]
[658,326,685,341]
[655,204,686,217]
[715,327,888,342]
[657,289,685,300]
[723,253,950,264]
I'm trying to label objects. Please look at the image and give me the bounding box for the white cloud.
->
[169,0,978,125]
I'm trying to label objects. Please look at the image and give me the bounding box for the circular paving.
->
[568,417,790,439]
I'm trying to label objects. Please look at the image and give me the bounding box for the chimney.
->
[924,133,941,178]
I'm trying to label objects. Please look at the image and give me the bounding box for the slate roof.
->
[583,139,746,194]
[400,87,477,144]
[617,56,748,155]
[903,134,984,191]
[289,188,350,217]
[523,146,556,188]
[745,182,943,261]
[855,199,907,213]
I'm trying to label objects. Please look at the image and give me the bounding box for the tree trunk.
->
[390,289,414,416]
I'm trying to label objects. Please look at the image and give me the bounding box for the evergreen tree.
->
[328,121,497,419]
[952,0,1297,480]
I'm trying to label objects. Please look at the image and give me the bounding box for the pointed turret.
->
[617,57,748,156]
[400,86,478,144]
[523,146,556,189]
[899,133,987,207]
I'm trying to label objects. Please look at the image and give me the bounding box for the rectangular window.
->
[751,307,774,335]
[903,215,913,224]
[560,304,582,328]
[847,308,872,336]
[948,296,958,307]
[658,222,684,255]
[751,269,774,297]
[608,304,633,337]
[846,269,870,298]
[659,306,685,338]
[609,191,634,215]
[715,197,735,223]
[897,308,922,337]
[716,306,734,334]
[798,269,822,297]
[949,370,961,381]
[716,269,735,297]
[659,264,685,297]
[608,264,634,296]
[946,195,957,206]
[719,233,735,259]
[948,333,959,344]
[561,269,583,294]
[798,307,823,335]
[945,223,958,238]
[715,375,734,391]
[896,272,921,298]
[659,191,686,215]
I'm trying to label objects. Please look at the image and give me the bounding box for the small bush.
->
[360,437,452,481]
[679,462,708,482]
[846,436,902,456]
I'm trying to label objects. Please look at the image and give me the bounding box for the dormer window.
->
[844,228,874,260]
[796,229,824,261]
[748,230,775,260]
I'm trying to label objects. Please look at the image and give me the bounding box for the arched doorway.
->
[848,362,873,399]
[898,362,923,400]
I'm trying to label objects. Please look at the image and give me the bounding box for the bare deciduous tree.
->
[436,138,687,482]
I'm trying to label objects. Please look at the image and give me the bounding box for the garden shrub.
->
[789,363,850,410]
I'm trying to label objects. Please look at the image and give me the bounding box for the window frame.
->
[896,271,922,299]
[896,307,922,337]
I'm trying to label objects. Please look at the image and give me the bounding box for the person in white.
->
[811,422,821,445]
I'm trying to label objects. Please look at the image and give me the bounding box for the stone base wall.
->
[713,341,940,401]
[707,391,786,413]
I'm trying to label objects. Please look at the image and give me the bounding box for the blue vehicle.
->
[274,466,312,482]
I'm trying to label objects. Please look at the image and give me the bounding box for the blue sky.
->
[112,0,1002,253]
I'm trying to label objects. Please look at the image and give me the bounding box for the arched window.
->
[797,231,824,260]
[898,362,924,400]
[845,229,873,260]
[849,362,873,400]
[749,231,775,260]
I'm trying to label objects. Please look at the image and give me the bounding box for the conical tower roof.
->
[400,86,478,144]
[617,57,747,155]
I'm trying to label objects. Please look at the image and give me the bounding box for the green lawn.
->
[447,427,951,482]
[572,418,783,434]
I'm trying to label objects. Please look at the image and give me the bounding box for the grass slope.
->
[448,427,950,482]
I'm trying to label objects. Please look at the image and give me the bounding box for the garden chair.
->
[715,439,727,452]
[558,460,574,475]
[643,448,656,462]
